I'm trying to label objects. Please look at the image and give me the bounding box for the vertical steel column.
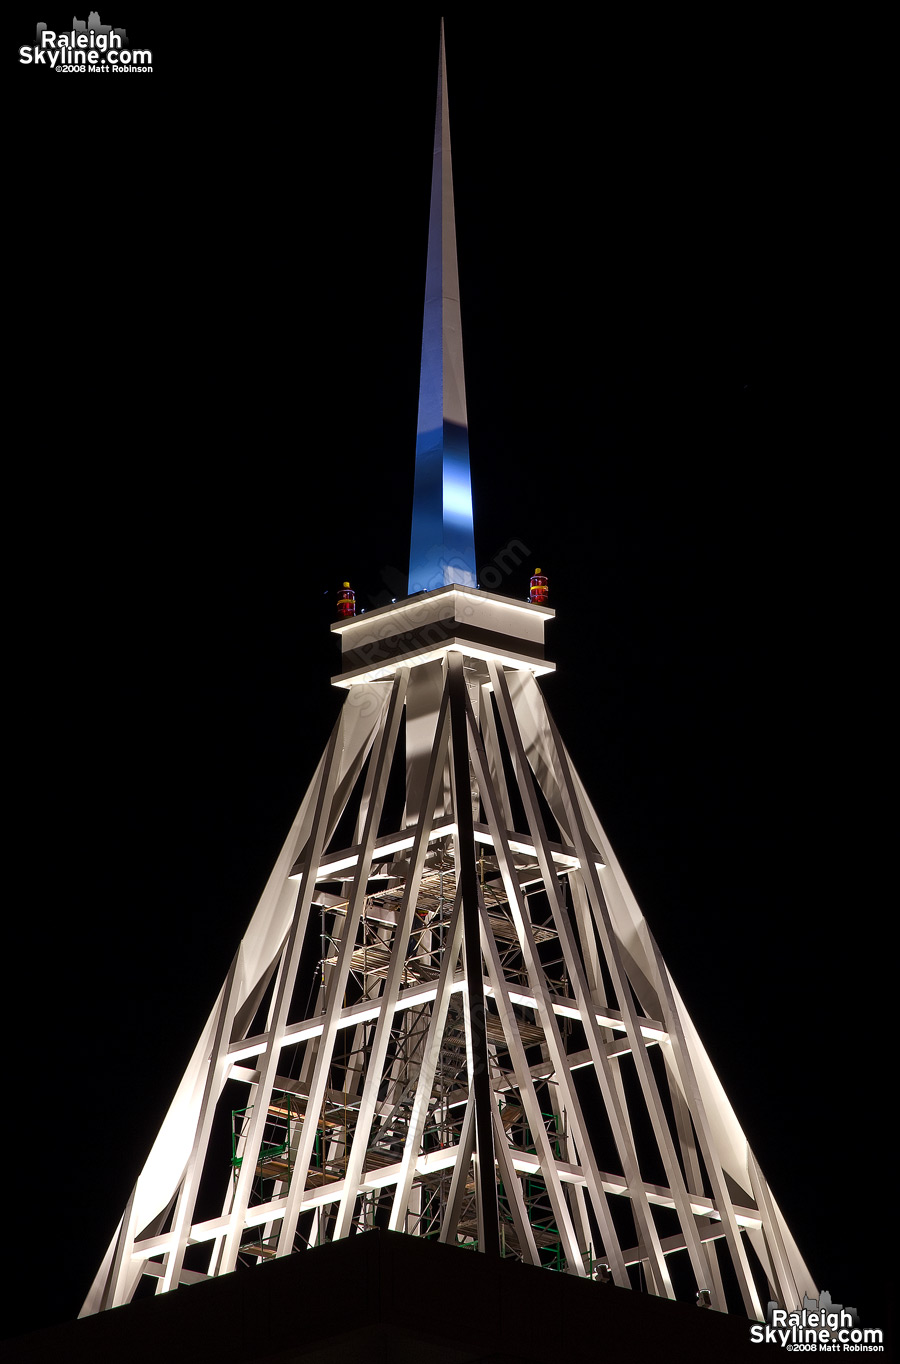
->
[331,691,451,1239]
[388,890,463,1230]
[439,1097,475,1245]
[447,651,499,1256]
[275,671,409,1256]
[217,715,345,1275]
[490,1102,541,1266]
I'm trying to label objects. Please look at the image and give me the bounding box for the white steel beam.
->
[439,1098,475,1245]
[274,671,410,1258]
[128,1148,763,1264]
[448,652,500,1256]
[331,692,453,1239]
[641,920,764,1319]
[157,946,244,1295]
[747,1150,802,1311]
[388,890,464,1230]
[518,671,727,1309]
[491,1101,542,1266]
[215,714,346,1276]
[225,975,666,1066]
[476,900,590,1278]
[488,661,680,1297]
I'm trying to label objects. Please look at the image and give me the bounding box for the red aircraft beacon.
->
[529,567,548,605]
[336,582,356,619]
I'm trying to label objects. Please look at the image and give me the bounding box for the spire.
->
[78,24,818,1336]
[408,20,477,595]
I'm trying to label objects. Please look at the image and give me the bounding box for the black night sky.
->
[8,8,891,1352]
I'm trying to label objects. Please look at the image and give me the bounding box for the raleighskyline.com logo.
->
[750,1291,885,1352]
[19,12,152,72]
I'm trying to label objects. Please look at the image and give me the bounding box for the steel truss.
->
[82,643,817,1321]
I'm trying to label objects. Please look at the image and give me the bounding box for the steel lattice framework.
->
[82,631,816,1319]
[81,21,815,1323]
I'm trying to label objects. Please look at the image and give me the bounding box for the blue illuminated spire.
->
[408,20,477,595]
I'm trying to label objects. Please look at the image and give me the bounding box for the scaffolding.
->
[210,845,586,1269]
